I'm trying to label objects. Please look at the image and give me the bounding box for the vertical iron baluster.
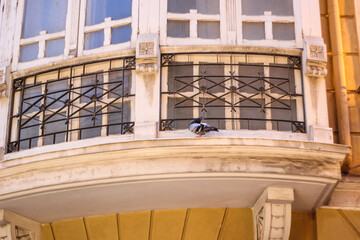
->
[17,78,26,151]
[121,59,125,134]
[66,66,73,142]
[42,82,48,139]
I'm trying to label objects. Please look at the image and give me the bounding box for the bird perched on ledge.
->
[189,116,219,137]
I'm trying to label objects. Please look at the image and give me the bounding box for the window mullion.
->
[189,10,198,39]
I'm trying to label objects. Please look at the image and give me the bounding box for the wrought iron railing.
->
[160,52,305,132]
[8,56,135,153]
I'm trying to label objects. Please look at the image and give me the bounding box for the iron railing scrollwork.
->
[160,52,305,133]
[8,56,135,153]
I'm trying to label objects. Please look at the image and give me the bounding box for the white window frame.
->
[160,0,302,48]
[12,0,139,72]
[12,0,80,72]
[237,0,302,48]
[78,0,139,57]
[160,0,227,45]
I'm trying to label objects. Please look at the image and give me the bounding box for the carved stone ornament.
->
[253,187,294,240]
[139,42,155,56]
[0,209,41,240]
[306,62,328,78]
[136,35,159,74]
[309,44,326,61]
[305,41,328,78]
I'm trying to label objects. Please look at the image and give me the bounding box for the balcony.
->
[0,46,349,225]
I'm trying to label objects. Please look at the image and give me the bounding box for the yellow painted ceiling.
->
[43,208,254,240]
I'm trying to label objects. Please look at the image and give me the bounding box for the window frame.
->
[12,0,139,72]
[237,0,302,48]
[12,0,77,71]
[160,0,302,48]
[78,0,139,56]
[160,0,227,45]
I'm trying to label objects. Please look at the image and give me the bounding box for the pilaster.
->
[134,34,160,140]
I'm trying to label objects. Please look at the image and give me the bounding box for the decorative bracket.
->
[0,209,41,240]
[136,34,159,74]
[305,40,328,78]
[253,187,294,240]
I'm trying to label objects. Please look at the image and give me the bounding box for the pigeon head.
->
[191,116,204,124]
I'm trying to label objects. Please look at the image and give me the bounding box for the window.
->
[240,0,298,46]
[7,57,136,153]
[161,0,301,47]
[13,0,137,71]
[160,53,304,133]
[79,0,135,55]
[16,0,69,64]
[162,0,225,44]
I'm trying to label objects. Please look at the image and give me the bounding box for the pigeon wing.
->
[189,123,203,134]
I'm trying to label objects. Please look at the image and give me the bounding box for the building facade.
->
[0,0,359,239]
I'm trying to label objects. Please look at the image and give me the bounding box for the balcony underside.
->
[0,137,348,222]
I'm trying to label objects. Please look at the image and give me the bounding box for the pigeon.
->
[189,116,219,137]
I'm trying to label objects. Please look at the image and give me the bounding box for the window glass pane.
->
[238,64,264,94]
[271,100,297,131]
[168,0,195,13]
[269,64,295,94]
[198,21,220,39]
[85,31,104,50]
[81,74,104,103]
[112,25,132,44]
[167,97,193,129]
[86,0,132,26]
[108,102,131,135]
[240,99,266,130]
[168,0,219,14]
[199,63,224,93]
[20,43,39,62]
[44,113,67,145]
[197,0,219,14]
[167,63,194,92]
[46,38,65,57]
[47,79,69,109]
[273,23,295,40]
[243,22,265,40]
[20,117,40,150]
[109,71,132,98]
[22,0,68,38]
[167,20,190,38]
[199,98,225,129]
[242,0,293,16]
[23,85,42,114]
[80,108,102,139]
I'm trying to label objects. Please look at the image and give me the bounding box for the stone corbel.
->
[253,187,294,240]
[305,40,328,78]
[309,126,334,144]
[0,209,41,240]
[136,34,159,74]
